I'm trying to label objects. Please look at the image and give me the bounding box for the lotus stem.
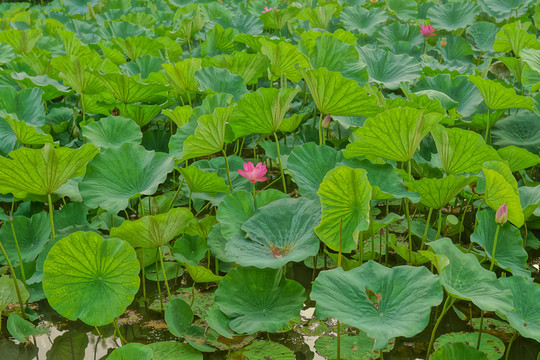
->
[167,176,184,211]
[318,112,324,145]
[222,149,234,193]
[426,296,455,360]
[336,218,343,359]
[273,132,287,194]
[159,247,171,300]
[155,253,163,312]
[113,318,127,345]
[458,196,473,244]
[476,310,485,350]
[435,209,442,241]
[10,198,27,290]
[141,248,147,304]
[139,195,145,217]
[47,193,55,241]
[489,225,501,272]
[404,199,412,264]
[505,331,518,360]
[420,208,434,250]
[0,239,26,320]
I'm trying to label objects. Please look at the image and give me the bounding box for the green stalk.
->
[167,177,185,211]
[420,208,434,250]
[426,296,455,359]
[504,331,518,360]
[155,251,163,312]
[404,200,413,264]
[435,209,443,241]
[489,225,501,272]
[222,149,234,193]
[0,240,26,319]
[336,218,343,360]
[141,248,147,304]
[47,193,56,241]
[9,198,27,290]
[159,247,172,299]
[318,112,324,145]
[273,132,287,194]
[476,310,485,350]
[113,318,127,345]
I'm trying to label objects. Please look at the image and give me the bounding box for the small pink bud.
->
[495,203,507,225]
[322,114,331,128]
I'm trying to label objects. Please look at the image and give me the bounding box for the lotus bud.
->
[440,37,447,48]
[322,114,331,128]
[495,203,507,225]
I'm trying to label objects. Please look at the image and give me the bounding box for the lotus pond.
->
[1,0,540,359]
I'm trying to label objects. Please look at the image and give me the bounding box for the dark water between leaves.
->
[3,261,540,360]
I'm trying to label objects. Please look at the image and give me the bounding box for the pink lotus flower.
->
[262,6,279,13]
[495,203,507,225]
[420,24,436,37]
[238,162,268,183]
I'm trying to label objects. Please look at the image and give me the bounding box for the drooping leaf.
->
[432,342,487,360]
[500,276,540,343]
[194,67,247,100]
[216,191,255,239]
[345,107,442,162]
[204,52,269,85]
[214,267,305,334]
[491,110,540,152]
[42,232,140,326]
[471,209,529,277]
[179,165,230,196]
[0,87,46,127]
[0,143,99,198]
[468,75,533,110]
[148,342,202,360]
[165,298,194,337]
[79,143,174,213]
[225,197,321,269]
[82,116,142,149]
[483,167,524,228]
[228,340,294,360]
[315,166,372,253]
[312,261,443,350]
[497,146,540,172]
[298,67,378,116]
[259,39,309,83]
[7,314,48,343]
[406,175,478,210]
[162,58,202,98]
[93,72,167,104]
[493,21,540,58]
[0,276,29,314]
[433,332,503,360]
[108,343,153,360]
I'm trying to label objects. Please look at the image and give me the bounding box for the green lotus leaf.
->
[341,5,387,35]
[377,22,424,55]
[108,343,153,360]
[521,48,540,75]
[259,39,309,83]
[0,212,51,266]
[51,55,106,96]
[298,67,378,116]
[497,146,540,172]
[229,87,299,138]
[162,105,193,128]
[10,72,70,102]
[519,185,540,220]
[315,166,372,253]
[195,67,247,101]
[2,114,53,145]
[207,224,233,263]
[201,24,238,57]
[185,263,223,283]
[163,58,202,98]
[387,0,417,20]
[112,36,162,61]
[173,235,208,266]
[500,276,540,342]
[7,314,48,343]
[225,197,321,269]
[491,110,540,152]
[190,156,251,199]
[406,175,478,210]
[298,4,338,29]
[229,340,294,360]
[287,143,342,199]
[413,75,482,118]
[204,52,269,85]
[206,304,235,339]
[493,21,540,58]
[216,191,255,238]
[82,116,142,149]
[315,333,389,360]
[428,237,513,313]
[480,0,533,18]
[431,125,501,175]
[467,22,499,52]
[148,342,202,360]
[165,298,193,337]
[341,158,419,202]
[79,143,174,213]
[181,106,235,161]
[358,46,421,89]
[0,87,46,127]
[42,232,140,326]
[93,72,167,105]
[120,55,163,79]
[46,331,88,360]
[433,332,504,360]
[0,276,29,315]
[471,209,529,277]
[312,261,443,350]
[215,266,305,334]
[0,43,16,65]
[260,6,300,31]
[216,12,262,35]
[428,1,480,31]
[0,143,99,198]
[345,107,441,162]
[483,167,524,228]
[299,34,368,85]
[124,103,163,127]
[432,342,487,360]
[0,29,42,54]
[179,165,230,196]
[468,75,533,110]
[110,207,193,248]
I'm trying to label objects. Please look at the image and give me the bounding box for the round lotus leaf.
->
[428,1,480,31]
[433,332,505,360]
[228,340,294,360]
[164,298,194,337]
[215,266,305,334]
[108,343,153,360]
[225,197,321,269]
[492,110,540,153]
[311,261,443,350]
[432,342,487,360]
[148,341,202,360]
[500,276,540,343]
[7,313,48,343]
[79,143,175,214]
[315,333,393,359]
[81,116,142,149]
[42,232,140,326]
